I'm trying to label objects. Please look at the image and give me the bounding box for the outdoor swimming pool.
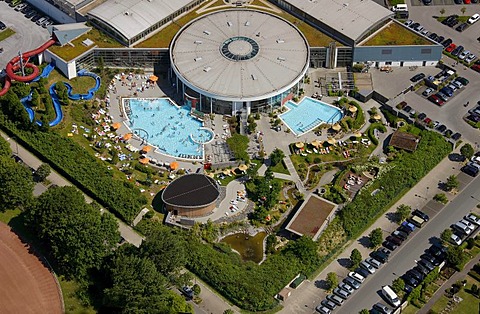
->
[279,97,343,136]
[124,98,213,159]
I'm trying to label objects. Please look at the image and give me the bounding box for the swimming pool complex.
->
[124,98,213,159]
[279,97,343,136]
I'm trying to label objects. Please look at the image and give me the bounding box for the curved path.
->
[0,222,63,314]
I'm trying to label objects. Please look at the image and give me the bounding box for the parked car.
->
[386,235,403,246]
[436,124,447,133]
[442,15,458,25]
[452,80,464,89]
[333,287,350,300]
[440,87,453,97]
[442,38,453,47]
[373,302,393,314]
[445,43,456,53]
[418,259,435,272]
[456,77,469,85]
[450,232,463,245]
[456,23,468,32]
[418,113,427,120]
[402,273,420,287]
[366,257,382,269]
[404,105,412,113]
[383,241,398,251]
[410,73,426,82]
[321,299,337,310]
[428,32,438,41]
[451,132,462,141]
[181,286,194,299]
[413,209,429,221]
[468,13,480,24]
[460,219,476,232]
[451,45,464,56]
[356,267,370,279]
[327,294,344,306]
[393,230,408,241]
[462,164,479,177]
[423,88,434,96]
[466,53,477,63]
[415,264,430,276]
[436,35,445,43]
[348,271,365,283]
[408,268,425,281]
[410,22,420,29]
[371,250,389,264]
[465,214,480,225]
[315,305,332,314]
[339,282,354,295]
[459,50,470,60]
[360,260,376,274]
[436,92,448,102]
[401,221,416,233]
[404,20,414,27]
[343,276,361,289]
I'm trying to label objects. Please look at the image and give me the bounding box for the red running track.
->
[0,39,56,97]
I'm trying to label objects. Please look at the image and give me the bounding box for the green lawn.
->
[362,21,431,46]
[46,69,97,94]
[59,278,96,314]
[0,28,15,42]
[0,208,22,224]
[437,16,469,23]
[269,161,290,175]
[431,275,480,313]
[389,0,405,5]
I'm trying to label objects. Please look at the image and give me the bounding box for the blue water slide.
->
[20,93,35,122]
[46,83,64,127]
[65,69,101,100]
[32,63,55,82]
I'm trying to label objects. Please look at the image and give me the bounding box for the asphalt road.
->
[339,174,480,313]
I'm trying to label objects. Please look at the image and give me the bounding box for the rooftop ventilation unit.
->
[194,57,202,62]
[277,57,285,61]
[251,74,256,80]
[124,11,130,16]
[245,21,250,26]
[276,39,285,43]
[203,30,211,35]
[203,66,211,72]
[227,21,232,27]
[194,40,202,44]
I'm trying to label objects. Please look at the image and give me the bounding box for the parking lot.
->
[0,1,50,67]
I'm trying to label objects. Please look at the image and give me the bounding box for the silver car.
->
[333,287,349,299]
[366,257,382,269]
[360,260,376,274]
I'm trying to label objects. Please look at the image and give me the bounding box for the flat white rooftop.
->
[170,10,309,101]
[281,0,393,42]
[87,0,194,40]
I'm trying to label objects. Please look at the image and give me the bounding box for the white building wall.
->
[44,50,77,79]
[403,61,425,67]
[27,0,76,24]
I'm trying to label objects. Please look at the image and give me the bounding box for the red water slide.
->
[0,38,56,97]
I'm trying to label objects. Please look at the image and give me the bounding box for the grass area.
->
[0,28,15,42]
[0,208,22,224]
[437,16,469,23]
[136,0,337,48]
[431,276,480,313]
[362,21,431,46]
[46,69,97,94]
[402,303,420,314]
[269,161,290,175]
[49,27,122,61]
[389,0,405,5]
[59,278,96,314]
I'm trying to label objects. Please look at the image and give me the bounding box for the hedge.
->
[0,116,146,222]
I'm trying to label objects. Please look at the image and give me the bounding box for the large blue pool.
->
[124,98,213,159]
[279,97,343,136]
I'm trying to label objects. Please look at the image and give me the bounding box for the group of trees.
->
[226,133,249,162]
[369,228,383,248]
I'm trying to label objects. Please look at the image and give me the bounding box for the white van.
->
[392,4,408,12]
[454,221,472,235]
[382,285,401,307]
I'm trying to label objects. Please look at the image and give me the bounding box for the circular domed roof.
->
[162,174,219,208]
[170,9,309,102]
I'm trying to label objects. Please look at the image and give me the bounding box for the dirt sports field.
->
[0,222,63,314]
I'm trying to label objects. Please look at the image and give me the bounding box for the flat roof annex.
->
[281,0,393,42]
[87,0,194,40]
[170,10,309,101]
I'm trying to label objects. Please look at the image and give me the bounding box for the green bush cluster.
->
[0,116,146,222]
[339,131,451,237]
[366,123,386,146]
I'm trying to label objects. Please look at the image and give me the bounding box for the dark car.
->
[415,264,430,276]
[454,0,462,3]
[440,87,453,97]
[462,164,479,177]
[410,73,426,82]
[404,105,412,113]
[448,18,459,27]
[371,250,389,264]
[428,32,437,40]
[444,129,453,138]
[413,209,429,221]
[31,14,42,22]
[418,259,435,272]
[418,113,427,120]
[373,303,393,314]
[356,267,370,279]
[452,132,462,141]
[436,36,445,43]
[0,21,6,30]
[410,22,420,29]
[451,45,464,56]
[456,23,468,32]
[442,38,453,47]
[428,95,444,106]
[422,0,432,4]
[383,241,398,251]
[321,299,337,310]
[428,243,446,257]
[421,253,440,266]
[401,221,416,233]
[393,230,408,241]
[25,10,37,19]
[436,92,448,102]
[408,269,425,281]
[402,273,419,287]
[181,286,194,300]
[456,77,469,85]
[386,235,403,246]
[442,15,458,25]
[436,125,447,133]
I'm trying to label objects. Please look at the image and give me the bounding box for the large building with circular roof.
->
[162,174,220,217]
[169,9,309,115]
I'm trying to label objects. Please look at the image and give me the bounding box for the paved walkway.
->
[283,156,306,194]
[279,144,468,313]
[1,131,145,248]
[418,254,480,314]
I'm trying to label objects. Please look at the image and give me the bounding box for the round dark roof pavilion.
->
[162,174,220,208]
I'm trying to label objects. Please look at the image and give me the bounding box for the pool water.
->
[125,98,213,159]
[280,97,343,136]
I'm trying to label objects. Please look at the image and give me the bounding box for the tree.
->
[285,236,320,273]
[24,186,119,279]
[395,204,411,223]
[192,283,201,296]
[35,163,51,182]
[141,225,187,277]
[460,143,474,159]
[223,310,235,314]
[446,245,464,269]
[445,175,459,191]
[461,6,467,15]
[441,228,453,243]
[55,82,69,105]
[326,272,338,292]
[0,136,12,157]
[0,156,34,211]
[103,253,193,313]
[269,148,285,166]
[31,89,41,107]
[359,310,370,314]
[350,248,362,269]
[434,193,448,204]
[392,277,405,293]
[369,228,383,248]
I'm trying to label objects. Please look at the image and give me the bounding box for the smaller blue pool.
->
[280,97,343,136]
